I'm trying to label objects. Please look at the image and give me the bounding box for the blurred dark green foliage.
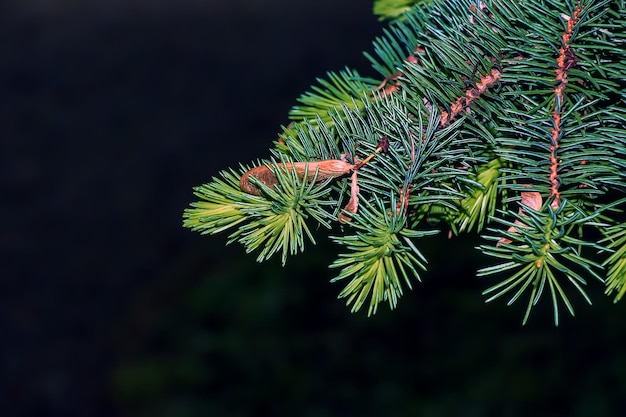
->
[113,234,626,416]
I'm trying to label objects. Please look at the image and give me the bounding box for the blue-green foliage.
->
[184,0,626,324]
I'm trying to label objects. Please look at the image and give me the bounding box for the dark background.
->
[2,1,626,416]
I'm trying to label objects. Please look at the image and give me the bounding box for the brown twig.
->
[549,3,582,209]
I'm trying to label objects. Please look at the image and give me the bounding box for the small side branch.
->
[549,3,582,209]
[240,138,391,223]
[373,51,423,97]
[440,67,501,127]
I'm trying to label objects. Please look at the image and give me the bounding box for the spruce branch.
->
[330,197,437,316]
[478,196,605,325]
[184,0,626,324]
[289,69,380,125]
[601,207,626,302]
[183,159,339,265]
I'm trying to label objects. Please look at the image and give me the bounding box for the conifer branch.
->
[184,0,626,324]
